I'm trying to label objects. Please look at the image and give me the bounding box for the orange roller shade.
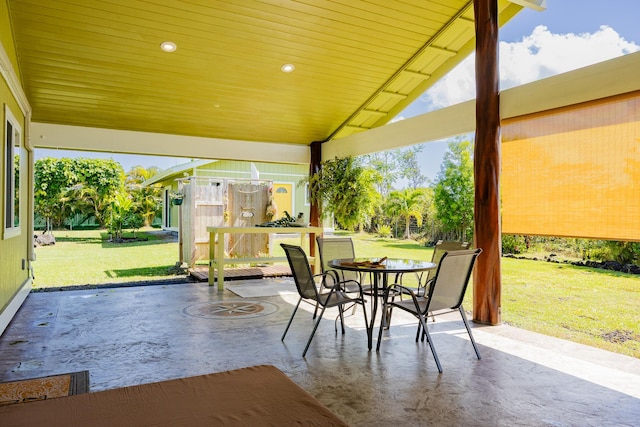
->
[502,91,640,241]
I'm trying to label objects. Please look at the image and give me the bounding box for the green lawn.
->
[33,229,180,287]
[32,229,640,358]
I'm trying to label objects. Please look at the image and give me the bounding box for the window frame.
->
[3,104,22,240]
[304,182,310,206]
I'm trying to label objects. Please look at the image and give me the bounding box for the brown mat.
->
[0,371,89,406]
[0,365,348,427]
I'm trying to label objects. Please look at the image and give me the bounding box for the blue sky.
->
[36,1,640,182]
[501,0,639,44]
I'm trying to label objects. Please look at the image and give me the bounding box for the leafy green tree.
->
[34,158,78,230]
[433,140,474,241]
[362,146,428,194]
[64,159,124,227]
[398,147,428,189]
[415,187,438,240]
[35,157,124,229]
[125,165,163,226]
[307,156,381,230]
[384,188,425,239]
[362,150,398,197]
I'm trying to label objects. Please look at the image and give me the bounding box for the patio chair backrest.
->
[426,249,481,313]
[316,237,359,283]
[423,240,471,284]
[281,244,320,301]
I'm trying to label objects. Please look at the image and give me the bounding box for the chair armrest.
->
[338,279,363,293]
[322,270,341,288]
[314,272,359,292]
[386,283,427,312]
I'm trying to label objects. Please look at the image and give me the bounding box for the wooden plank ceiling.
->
[7,0,524,147]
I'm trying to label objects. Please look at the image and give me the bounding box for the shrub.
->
[376,224,392,238]
[502,234,526,254]
[599,241,640,265]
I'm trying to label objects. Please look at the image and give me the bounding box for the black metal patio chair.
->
[281,243,369,357]
[377,249,482,372]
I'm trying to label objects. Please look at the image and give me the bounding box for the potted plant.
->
[170,191,184,205]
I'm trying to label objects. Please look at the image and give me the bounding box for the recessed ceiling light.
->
[160,41,177,52]
[281,63,295,73]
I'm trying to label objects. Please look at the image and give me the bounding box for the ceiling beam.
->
[323,100,475,159]
[31,123,309,165]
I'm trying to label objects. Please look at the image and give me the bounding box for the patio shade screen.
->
[501,91,640,241]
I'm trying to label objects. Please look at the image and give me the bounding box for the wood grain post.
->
[308,141,322,259]
[473,0,502,325]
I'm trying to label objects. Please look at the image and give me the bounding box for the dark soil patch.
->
[601,330,637,344]
[107,230,178,244]
[109,237,149,243]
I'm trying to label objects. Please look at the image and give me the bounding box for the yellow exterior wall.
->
[1,0,31,325]
[502,91,640,241]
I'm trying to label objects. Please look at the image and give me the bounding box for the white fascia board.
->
[501,50,640,119]
[30,123,310,165]
[142,159,213,186]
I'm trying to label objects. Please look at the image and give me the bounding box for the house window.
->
[164,188,172,228]
[304,183,310,206]
[3,105,21,239]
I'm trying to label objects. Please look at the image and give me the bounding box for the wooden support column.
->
[308,140,322,258]
[473,0,502,325]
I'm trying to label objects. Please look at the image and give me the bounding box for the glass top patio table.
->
[328,258,436,351]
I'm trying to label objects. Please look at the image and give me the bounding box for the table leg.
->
[216,232,225,291]
[366,272,381,350]
[374,273,392,352]
[208,231,216,286]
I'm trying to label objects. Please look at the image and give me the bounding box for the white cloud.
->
[500,25,639,88]
[416,25,639,111]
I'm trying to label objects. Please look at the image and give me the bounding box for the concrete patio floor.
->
[0,279,638,426]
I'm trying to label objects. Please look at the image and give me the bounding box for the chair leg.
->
[360,298,369,345]
[419,314,442,373]
[337,305,346,334]
[303,305,327,357]
[313,301,319,319]
[282,297,302,341]
[384,293,396,329]
[459,306,481,359]
[417,314,435,342]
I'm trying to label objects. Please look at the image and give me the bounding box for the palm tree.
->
[107,192,135,239]
[385,189,424,239]
[65,184,113,227]
[125,166,163,227]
